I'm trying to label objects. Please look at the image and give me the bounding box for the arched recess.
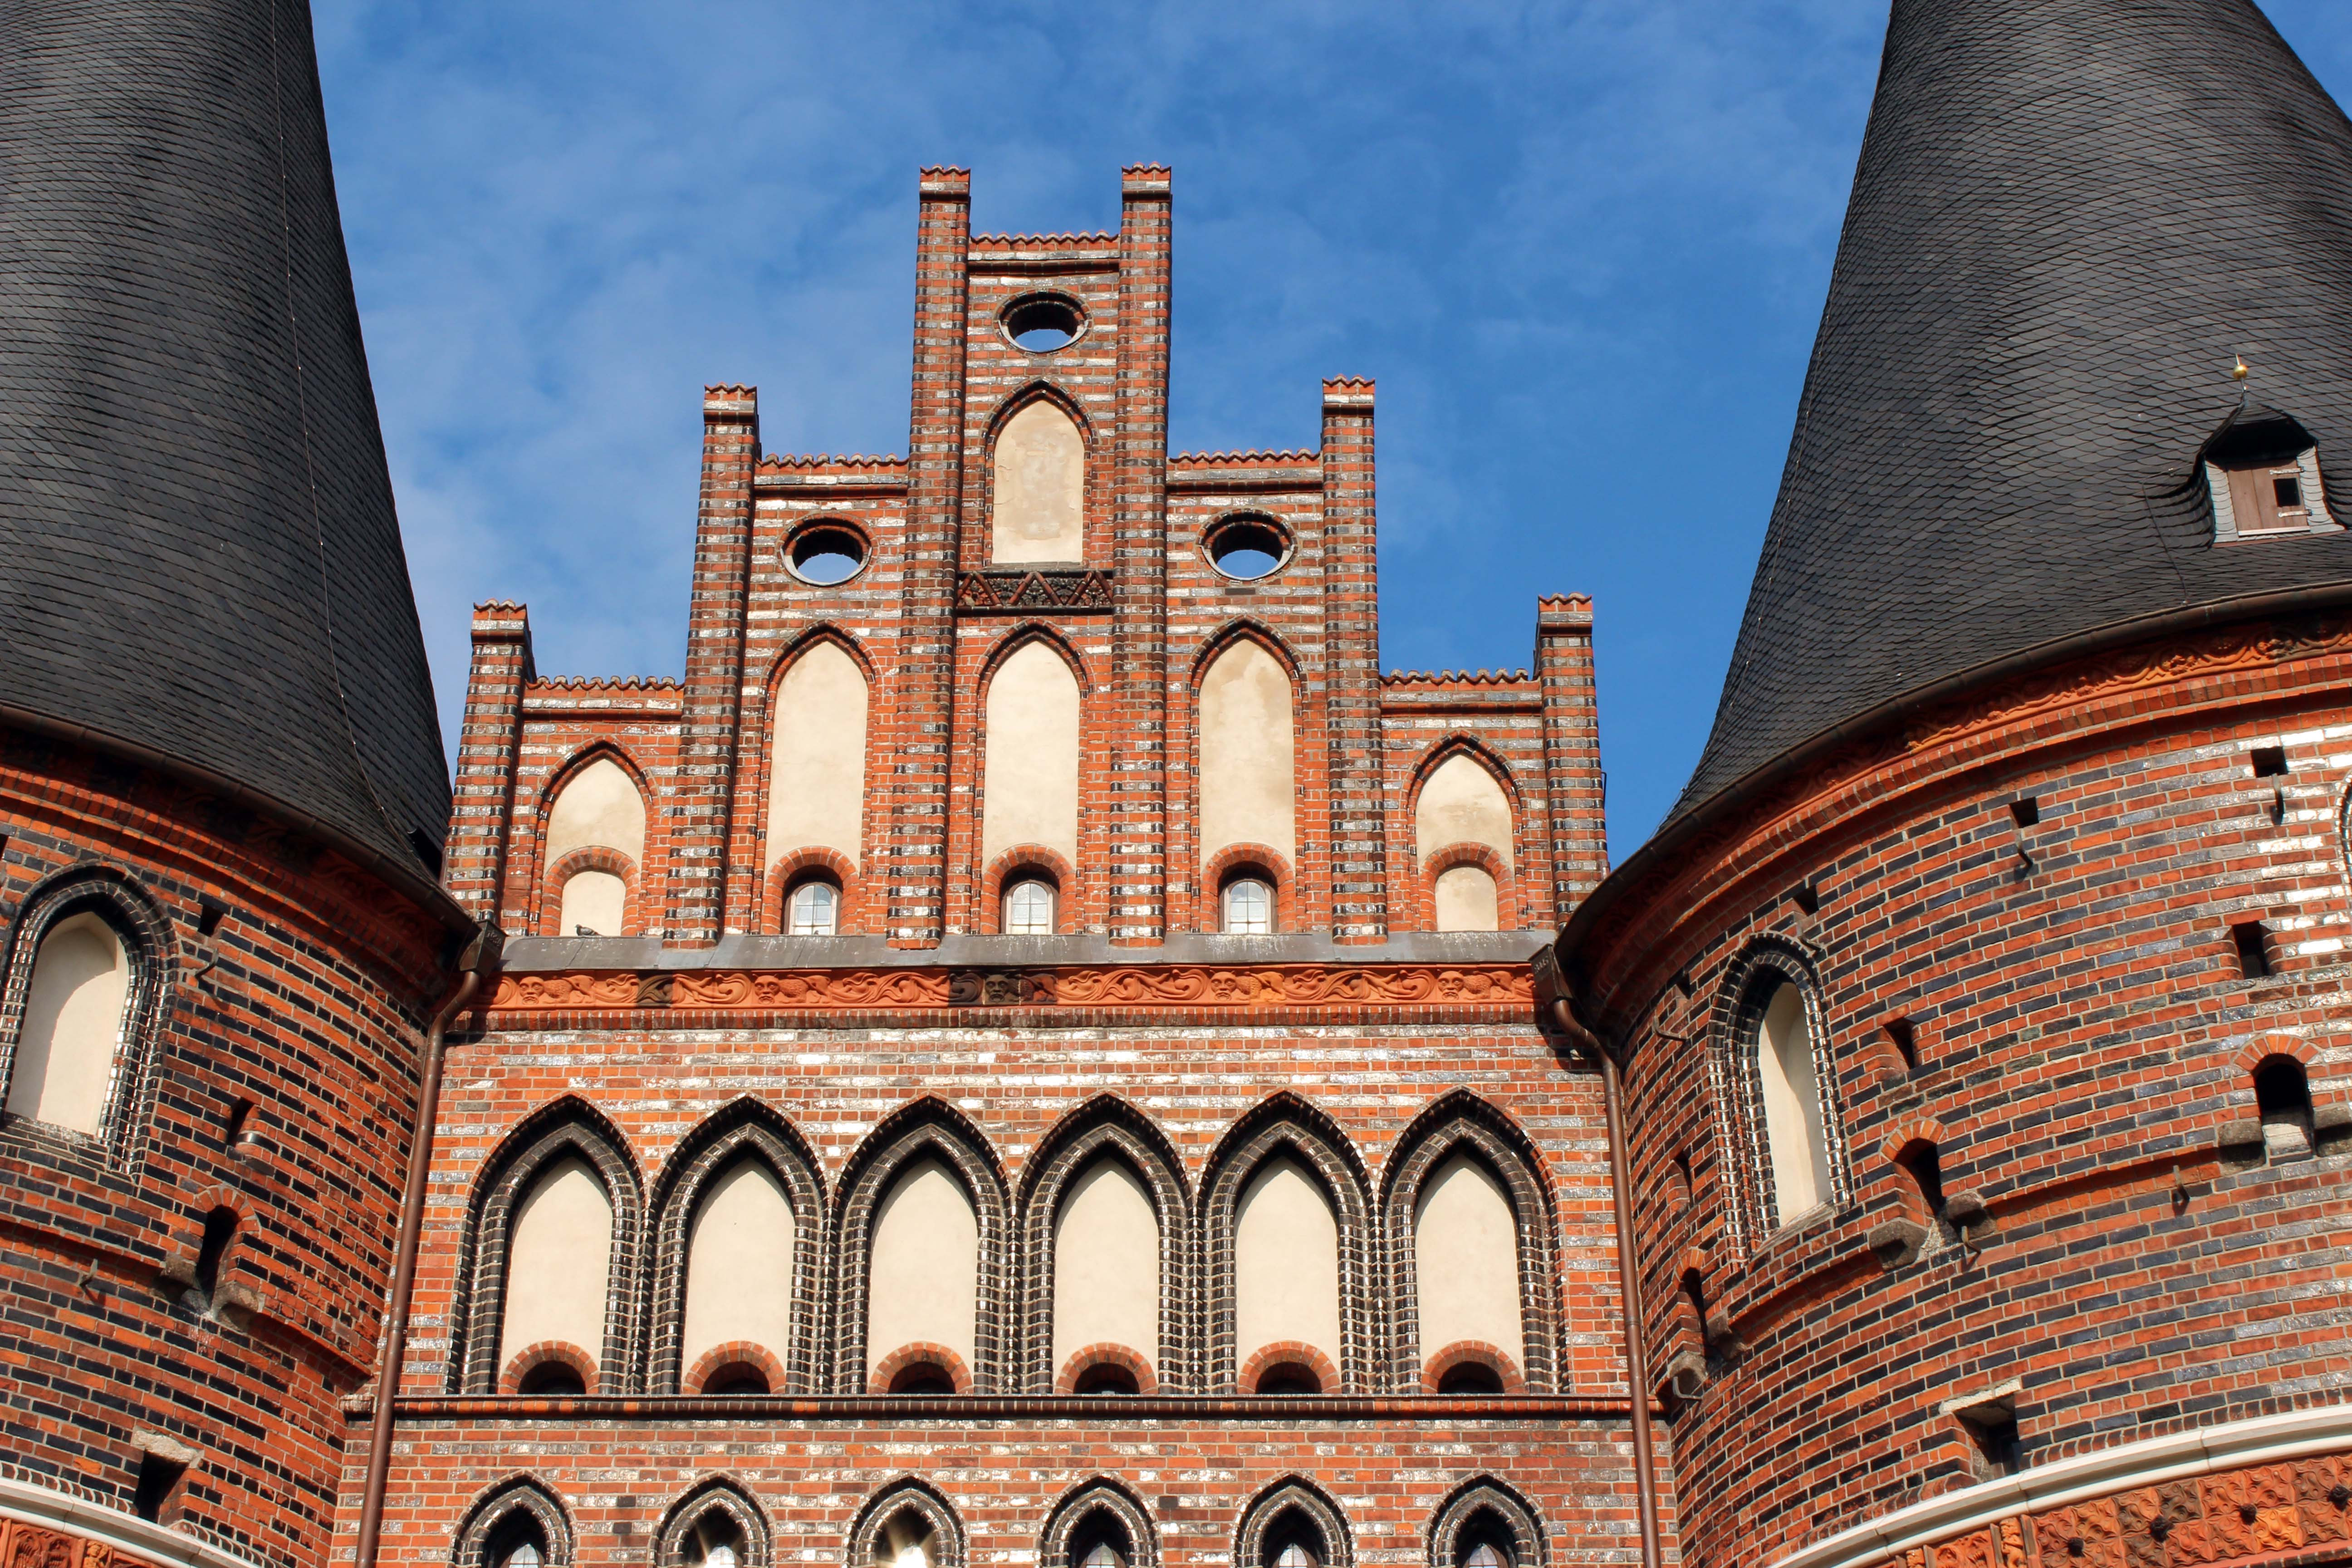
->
[1426,1479,1546,1568]
[980,630,1086,881]
[1200,1094,1374,1392]
[535,747,651,937]
[0,864,171,1164]
[1039,1479,1159,1568]
[1195,627,1299,892]
[833,1098,1010,1392]
[988,388,1089,564]
[1234,1478,1352,1568]
[452,1476,574,1568]
[656,1478,771,1568]
[763,632,873,925]
[1408,743,1522,932]
[847,1479,966,1568]
[451,1098,644,1393]
[1015,1095,1191,1392]
[644,1099,828,1393]
[1710,940,1847,1249]
[1380,1091,1559,1392]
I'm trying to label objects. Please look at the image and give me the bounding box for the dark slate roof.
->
[0,0,451,880]
[1668,0,2352,829]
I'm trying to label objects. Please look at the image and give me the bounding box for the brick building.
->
[10,5,2352,1568]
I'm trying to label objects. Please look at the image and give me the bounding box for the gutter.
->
[1554,579,2352,993]
[353,922,502,1568]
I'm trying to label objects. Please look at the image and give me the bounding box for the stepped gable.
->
[1670,0,2352,830]
[0,0,451,882]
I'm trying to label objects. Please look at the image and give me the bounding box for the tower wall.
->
[1557,617,2352,1568]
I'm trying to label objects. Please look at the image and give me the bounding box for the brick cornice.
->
[1564,608,2352,1029]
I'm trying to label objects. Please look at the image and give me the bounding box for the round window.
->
[1204,515,1291,581]
[1002,293,1086,353]
[785,522,868,585]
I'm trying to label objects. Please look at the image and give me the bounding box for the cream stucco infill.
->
[0,1475,268,1568]
[981,640,1082,869]
[1052,1159,1160,1373]
[1414,1153,1524,1366]
[1198,639,1297,870]
[1769,1402,2352,1568]
[1416,755,1514,870]
[766,641,868,870]
[991,401,1086,564]
[543,757,647,866]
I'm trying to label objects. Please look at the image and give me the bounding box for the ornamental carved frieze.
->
[954,568,1114,613]
[485,962,1532,1014]
[0,1523,134,1568]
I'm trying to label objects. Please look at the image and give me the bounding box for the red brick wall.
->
[1559,617,2352,1568]
[0,728,449,1568]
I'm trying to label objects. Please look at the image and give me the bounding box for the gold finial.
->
[2233,353,2250,382]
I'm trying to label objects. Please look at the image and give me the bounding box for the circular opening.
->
[518,1361,587,1396]
[1003,293,1085,353]
[786,522,868,586]
[1254,1361,1321,1396]
[1206,516,1291,581]
[1436,1361,1505,1395]
[888,1360,957,1395]
[1073,1362,1139,1395]
[706,1363,770,1396]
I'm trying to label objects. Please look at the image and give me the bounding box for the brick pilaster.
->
[1320,378,1387,942]
[1111,165,1174,945]
[886,168,972,947]
[662,384,760,946]
[446,601,534,919]
[1534,593,1607,918]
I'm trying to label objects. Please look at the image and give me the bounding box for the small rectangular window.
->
[2232,920,2273,980]
[2251,746,2288,778]
[2008,796,2039,828]
[1960,1409,2022,1479]
[2275,474,2304,510]
[134,1452,187,1522]
[1885,1018,1919,1074]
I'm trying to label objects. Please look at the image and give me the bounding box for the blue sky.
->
[316,0,2352,857]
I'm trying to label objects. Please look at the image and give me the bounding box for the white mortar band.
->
[1769,1401,2352,1568]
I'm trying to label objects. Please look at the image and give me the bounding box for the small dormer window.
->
[2202,402,2339,543]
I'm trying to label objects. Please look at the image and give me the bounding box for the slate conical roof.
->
[1669,0,2352,829]
[0,0,451,885]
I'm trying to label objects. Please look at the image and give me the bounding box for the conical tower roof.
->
[1670,0,2352,829]
[0,0,451,886]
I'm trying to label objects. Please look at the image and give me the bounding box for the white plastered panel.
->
[766,641,869,871]
[1433,865,1500,932]
[1759,982,1831,1224]
[544,757,647,865]
[681,1160,796,1376]
[866,1157,978,1374]
[981,641,1082,868]
[1413,1153,1524,1366]
[1051,1159,1160,1372]
[557,870,627,936]
[499,1156,614,1371]
[1198,641,1296,869]
[1415,754,1514,869]
[4,913,127,1134]
[991,401,1086,564]
[1233,1156,1340,1373]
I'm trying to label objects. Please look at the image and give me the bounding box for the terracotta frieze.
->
[485,961,1533,1014]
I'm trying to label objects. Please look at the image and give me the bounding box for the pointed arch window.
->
[5,909,132,1135]
[1754,978,1833,1227]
